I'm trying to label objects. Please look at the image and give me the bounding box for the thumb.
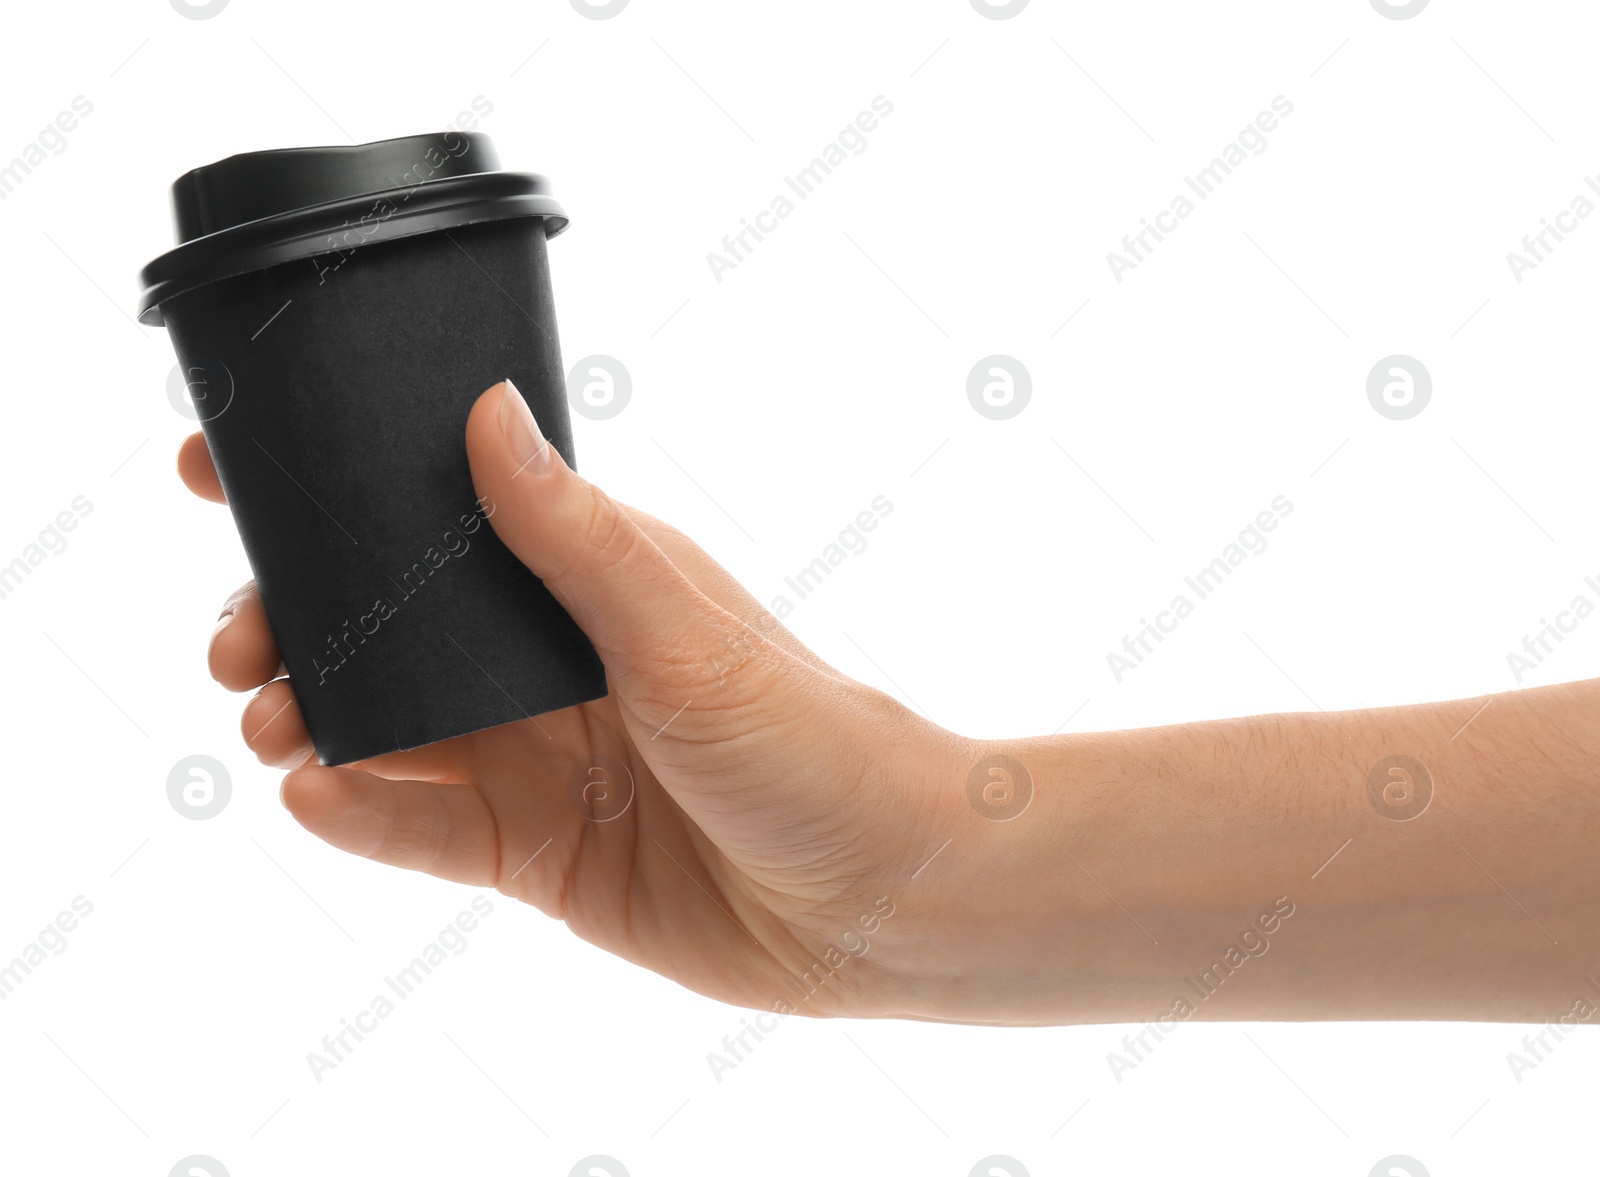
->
[464,379,787,735]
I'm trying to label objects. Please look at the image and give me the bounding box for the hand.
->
[180,379,970,1018]
[180,378,1600,1027]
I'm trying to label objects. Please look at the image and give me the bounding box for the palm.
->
[428,687,893,1013]
[181,421,930,1016]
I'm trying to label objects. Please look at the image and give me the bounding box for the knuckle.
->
[378,798,447,872]
[221,580,259,615]
[642,609,785,724]
[634,511,693,552]
[581,487,645,578]
[611,612,716,697]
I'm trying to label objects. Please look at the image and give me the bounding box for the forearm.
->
[884,680,1600,1025]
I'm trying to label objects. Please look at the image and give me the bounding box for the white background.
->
[1,0,1596,1173]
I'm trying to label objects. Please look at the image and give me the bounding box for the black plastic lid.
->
[137,131,567,326]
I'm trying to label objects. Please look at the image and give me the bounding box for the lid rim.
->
[137,170,567,326]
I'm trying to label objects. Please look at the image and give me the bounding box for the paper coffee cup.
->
[138,132,607,765]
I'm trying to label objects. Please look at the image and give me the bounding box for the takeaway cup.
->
[137,132,607,765]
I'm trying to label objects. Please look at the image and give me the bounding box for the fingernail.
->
[497,378,551,478]
[278,776,290,809]
[208,609,235,652]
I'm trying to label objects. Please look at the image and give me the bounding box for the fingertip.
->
[281,764,340,814]
[465,379,504,432]
[465,379,518,479]
[209,587,284,692]
[280,765,365,837]
[177,431,227,504]
[279,765,499,885]
[240,679,311,768]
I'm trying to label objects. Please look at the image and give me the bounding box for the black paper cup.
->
[138,132,607,765]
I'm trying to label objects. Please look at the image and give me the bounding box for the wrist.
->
[861,722,1202,1024]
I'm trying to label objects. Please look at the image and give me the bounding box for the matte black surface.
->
[164,218,607,765]
[170,131,507,242]
[137,132,566,325]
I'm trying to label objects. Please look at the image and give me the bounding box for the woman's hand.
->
[180,379,972,1020]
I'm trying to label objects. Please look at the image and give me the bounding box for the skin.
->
[178,380,1600,1027]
